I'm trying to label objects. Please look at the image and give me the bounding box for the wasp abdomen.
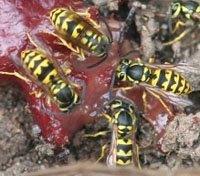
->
[116,138,133,165]
[21,50,58,85]
[49,8,110,58]
[150,69,192,95]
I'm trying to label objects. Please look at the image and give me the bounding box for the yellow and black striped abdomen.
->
[21,49,79,112]
[116,138,133,166]
[50,8,110,57]
[21,50,58,85]
[150,69,192,95]
[50,8,85,39]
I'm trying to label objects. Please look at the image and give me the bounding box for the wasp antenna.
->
[26,33,40,49]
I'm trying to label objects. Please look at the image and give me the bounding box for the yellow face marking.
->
[42,69,58,85]
[111,100,122,109]
[71,23,84,38]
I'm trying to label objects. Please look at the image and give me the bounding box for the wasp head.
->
[116,59,132,82]
[94,35,111,58]
[171,0,182,18]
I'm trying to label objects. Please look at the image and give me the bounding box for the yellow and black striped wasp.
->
[47,7,111,67]
[163,0,200,46]
[114,56,194,115]
[85,98,141,168]
[0,33,81,114]
[20,33,80,113]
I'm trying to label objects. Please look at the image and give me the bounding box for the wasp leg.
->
[27,33,40,50]
[0,71,30,83]
[75,8,101,29]
[163,27,192,46]
[96,144,108,163]
[83,130,110,138]
[60,64,72,75]
[75,48,86,61]
[68,6,91,18]
[40,31,80,54]
[171,20,186,34]
[26,33,53,57]
[145,89,174,116]
[148,57,155,64]
[133,144,141,170]
[142,91,148,115]
[29,90,43,98]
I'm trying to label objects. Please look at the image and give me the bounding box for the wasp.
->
[116,58,192,95]
[114,58,193,115]
[163,0,200,45]
[21,49,79,112]
[20,34,80,113]
[85,98,141,168]
[48,7,111,66]
[104,99,140,167]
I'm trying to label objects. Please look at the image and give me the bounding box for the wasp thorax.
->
[127,64,151,83]
[116,59,131,81]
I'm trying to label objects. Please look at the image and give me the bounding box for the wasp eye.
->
[122,59,130,65]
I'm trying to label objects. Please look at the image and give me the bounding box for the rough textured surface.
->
[161,113,200,167]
